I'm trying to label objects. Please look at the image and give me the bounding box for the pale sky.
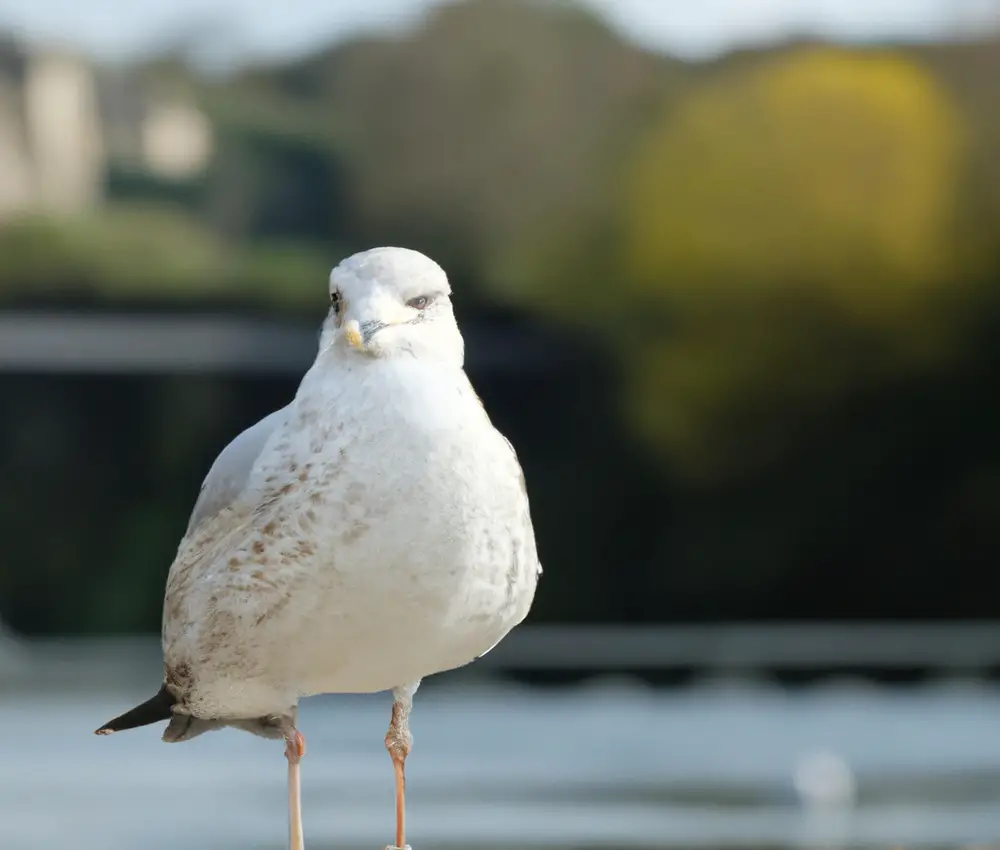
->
[1,0,999,67]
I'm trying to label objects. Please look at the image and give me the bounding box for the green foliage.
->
[917,38,1000,274]
[619,49,973,479]
[0,207,218,297]
[200,86,351,245]
[626,49,964,319]
[276,0,673,278]
[0,205,334,309]
[4,9,1000,633]
[512,47,979,481]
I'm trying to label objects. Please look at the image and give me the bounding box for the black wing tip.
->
[94,684,176,736]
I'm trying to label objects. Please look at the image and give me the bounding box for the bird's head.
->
[320,247,464,367]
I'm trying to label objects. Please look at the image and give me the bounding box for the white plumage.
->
[97,247,541,850]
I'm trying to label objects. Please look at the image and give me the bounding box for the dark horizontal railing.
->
[0,310,578,375]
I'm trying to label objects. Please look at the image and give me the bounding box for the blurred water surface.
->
[3,661,1000,850]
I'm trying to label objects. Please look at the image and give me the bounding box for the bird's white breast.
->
[169,351,538,714]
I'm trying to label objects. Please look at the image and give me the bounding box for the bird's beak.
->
[343,318,389,352]
[344,319,364,350]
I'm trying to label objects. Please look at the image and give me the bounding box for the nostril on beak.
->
[360,321,386,344]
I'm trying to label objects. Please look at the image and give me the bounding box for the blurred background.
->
[2,0,1000,847]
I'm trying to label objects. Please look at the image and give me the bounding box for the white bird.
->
[95,247,542,850]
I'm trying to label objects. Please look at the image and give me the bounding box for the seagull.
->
[94,247,541,850]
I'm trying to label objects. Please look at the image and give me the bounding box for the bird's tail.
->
[94,684,176,735]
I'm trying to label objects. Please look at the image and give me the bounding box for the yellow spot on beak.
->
[344,320,363,350]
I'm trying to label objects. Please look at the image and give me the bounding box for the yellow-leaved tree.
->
[613,47,968,480]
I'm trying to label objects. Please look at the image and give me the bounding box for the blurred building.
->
[0,34,212,220]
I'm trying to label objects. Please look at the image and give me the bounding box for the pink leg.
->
[384,696,413,850]
[285,730,306,850]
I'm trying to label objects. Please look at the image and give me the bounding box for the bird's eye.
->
[407,296,430,310]
[330,291,342,313]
